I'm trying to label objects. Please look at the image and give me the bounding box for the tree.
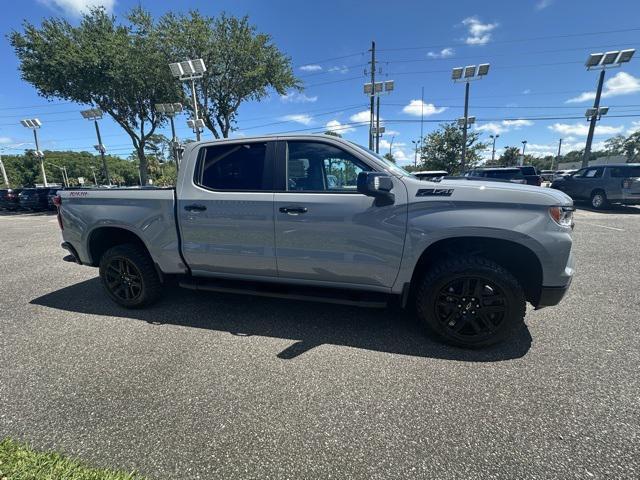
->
[10,7,182,185]
[419,123,487,174]
[324,130,342,137]
[498,146,521,166]
[383,152,396,163]
[158,12,299,138]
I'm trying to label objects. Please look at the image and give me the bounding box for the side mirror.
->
[357,171,395,204]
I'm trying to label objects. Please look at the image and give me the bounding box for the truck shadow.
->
[30,278,532,362]
[574,203,640,215]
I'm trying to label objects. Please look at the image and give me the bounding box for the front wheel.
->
[99,244,162,308]
[415,256,526,348]
[590,190,609,210]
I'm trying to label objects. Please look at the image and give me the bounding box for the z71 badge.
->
[416,188,454,197]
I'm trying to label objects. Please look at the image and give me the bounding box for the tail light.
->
[54,195,63,230]
[622,178,633,189]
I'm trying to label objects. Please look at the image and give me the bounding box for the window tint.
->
[519,166,537,175]
[196,142,268,190]
[610,166,640,177]
[484,170,523,180]
[286,141,371,192]
[584,168,603,178]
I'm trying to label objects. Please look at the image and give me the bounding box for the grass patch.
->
[0,438,147,480]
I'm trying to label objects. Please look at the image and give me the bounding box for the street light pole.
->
[461,81,470,169]
[521,140,527,156]
[553,138,562,170]
[169,59,207,142]
[0,149,9,186]
[20,119,47,187]
[81,108,111,186]
[582,49,635,167]
[155,103,183,173]
[490,134,499,162]
[583,69,605,168]
[90,166,98,185]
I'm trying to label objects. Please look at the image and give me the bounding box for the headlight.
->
[549,206,574,228]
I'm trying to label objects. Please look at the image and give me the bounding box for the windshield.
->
[349,142,411,177]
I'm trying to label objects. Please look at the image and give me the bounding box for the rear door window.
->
[195,142,271,191]
[584,168,603,178]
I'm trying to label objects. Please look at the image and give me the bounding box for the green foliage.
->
[605,131,640,161]
[2,150,148,187]
[10,7,182,185]
[419,123,487,174]
[157,11,299,138]
[383,152,396,163]
[0,438,146,479]
[496,146,521,167]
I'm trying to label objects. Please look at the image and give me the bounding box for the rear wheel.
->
[590,190,609,210]
[99,244,162,308]
[415,256,526,348]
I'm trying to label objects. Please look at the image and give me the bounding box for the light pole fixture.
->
[20,118,47,187]
[457,116,476,128]
[452,63,490,171]
[585,106,609,121]
[155,102,183,170]
[582,49,635,167]
[489,134,500,162]
[169,59,206,142]
[364,79,394,153]
[80,108,111,186]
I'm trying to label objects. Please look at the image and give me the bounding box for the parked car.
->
[55,135,574,349]
[47,188,63,210]
[465,167,527,184]
[550,163,640,209]
[0,188,23,210]
[18,187,57,211]
[540,170,556,183]
[515,166,543,186]
[413,170,449,181]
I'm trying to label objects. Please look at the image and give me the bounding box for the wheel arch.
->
[87,226,150,267]
[409,236,543,306]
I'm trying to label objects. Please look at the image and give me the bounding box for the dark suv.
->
[516,166,542,186]
[550,163,640,209]
[465,167,527,184]
[18,187,58,211]
[0,188,24,210]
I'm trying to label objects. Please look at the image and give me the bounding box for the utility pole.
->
[583,69,605,168]
[375,96,380,153]
[553,138,562,170]
[369,41,376,150]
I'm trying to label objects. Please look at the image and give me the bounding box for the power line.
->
[376,26,640,53]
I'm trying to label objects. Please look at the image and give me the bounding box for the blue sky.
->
[1,0,639,165]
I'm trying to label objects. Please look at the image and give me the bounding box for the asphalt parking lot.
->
[0,207,639,479]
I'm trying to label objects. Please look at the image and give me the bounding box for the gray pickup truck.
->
[56,134,575,348]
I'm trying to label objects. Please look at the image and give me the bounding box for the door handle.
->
[279,206,308,215]
[184,204,207,212]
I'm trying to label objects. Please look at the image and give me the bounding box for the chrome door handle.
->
[279,206,308,214]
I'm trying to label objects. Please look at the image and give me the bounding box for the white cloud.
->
[328,65,349,74]
[280,91,318,103]
[548,123,624,136]
[427,48,455,59]
[350,110,378,123]
[502,119,534,129]
[325,119,355,135]
[38,0,115,16]
[383,129,400,137]
[535,0,554,10]
[461,17,498,45]
[0,137,13,144]
[566,72,640,103]
[280,114,313,125]
[476,119,534,135]
[299,64,322,72]
[522,89,531,94]
[402,100,447,117]
[476,122,506,135]
[626,121,640,135]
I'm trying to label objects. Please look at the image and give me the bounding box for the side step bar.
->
[179,277,389,308]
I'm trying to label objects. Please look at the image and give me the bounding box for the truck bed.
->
[58,187,186,274]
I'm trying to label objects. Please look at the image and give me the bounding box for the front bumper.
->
[535,279,572,309]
